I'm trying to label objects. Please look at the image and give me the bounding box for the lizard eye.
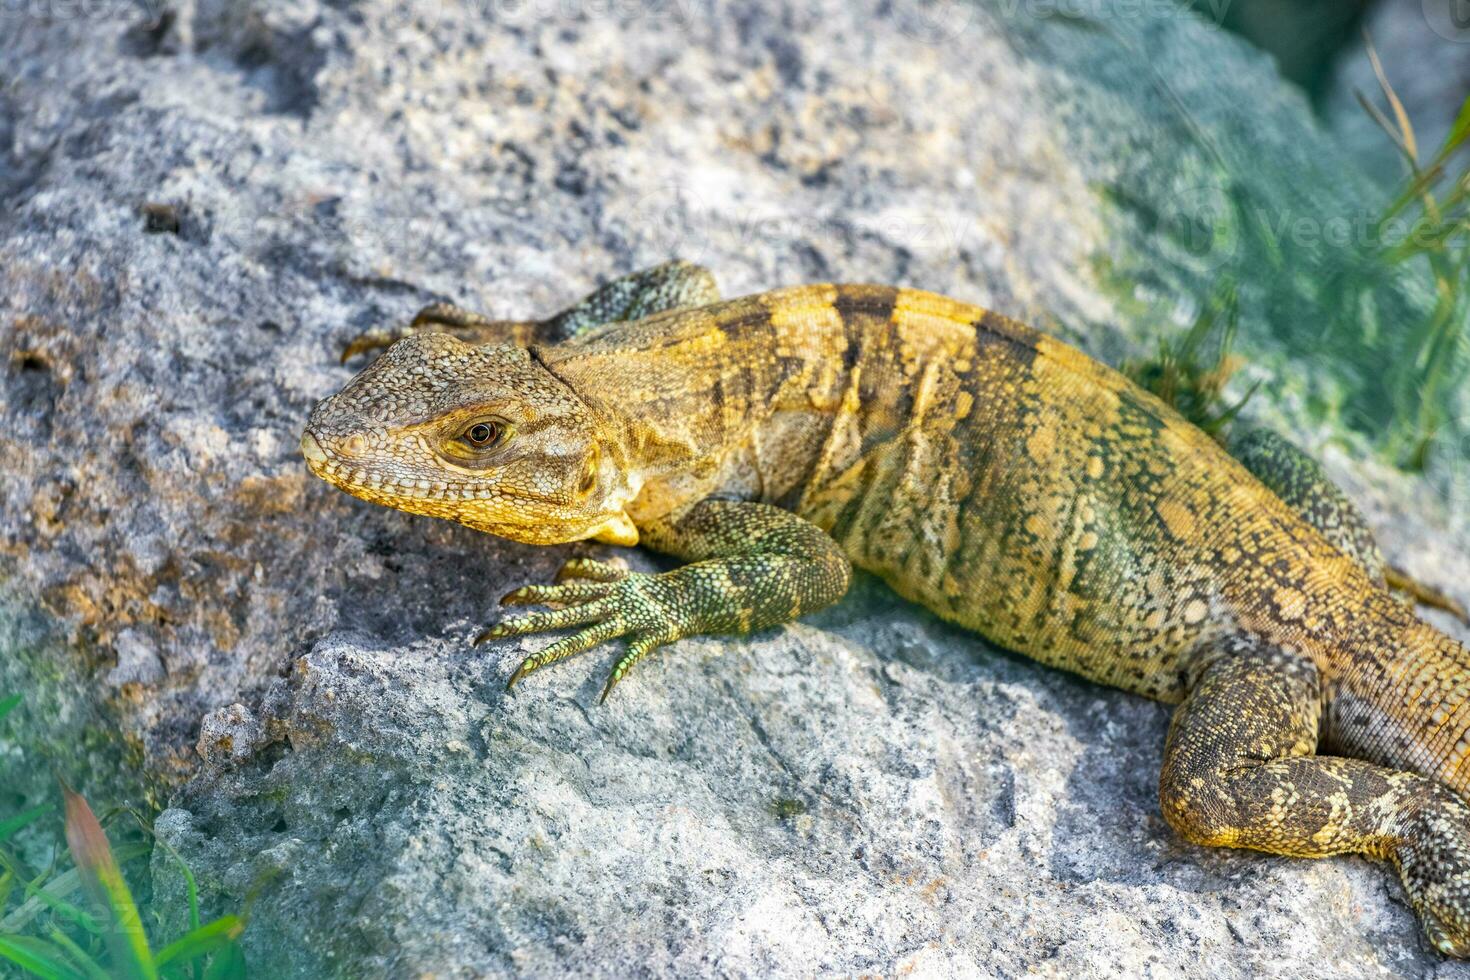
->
[462,421,502,448]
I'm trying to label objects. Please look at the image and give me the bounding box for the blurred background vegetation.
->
[1192,0,1377,98]
[1147,0,1470,472]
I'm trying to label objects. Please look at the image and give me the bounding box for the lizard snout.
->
[301,427,370,467]
[300,430,328,467]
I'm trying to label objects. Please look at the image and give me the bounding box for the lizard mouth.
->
[300,429,356,486]
[300,427,516,506]
[298,426,616,546]
[301,430,329,471]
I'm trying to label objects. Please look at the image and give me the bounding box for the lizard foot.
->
[1393,787,1470,957]
[477,566,683,702]
[1385,564,1470,625]
[339,304,517,363]
[339,324,413,364]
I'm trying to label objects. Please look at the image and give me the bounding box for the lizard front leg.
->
[1161,633,1470,955]
[340,259,720,362]
[477,499,852,702]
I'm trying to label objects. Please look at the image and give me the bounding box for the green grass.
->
[1112,35,1470,472]
[1335,39,1470,468]
[0,694,247,980]
[1122,280,1260,437]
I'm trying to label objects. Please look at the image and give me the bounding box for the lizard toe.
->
[339,327,406,364]
[598,628,678,704]
[506,618,629,691]
[500,580,615,608]
[474,598,613,645]
[554,557,630,584]
[1393,788,1470,958]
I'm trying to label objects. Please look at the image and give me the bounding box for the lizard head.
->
[301,334,640,546]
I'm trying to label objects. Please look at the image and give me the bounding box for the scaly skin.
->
[303,262,1470,955]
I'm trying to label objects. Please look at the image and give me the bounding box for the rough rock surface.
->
[3,0,1470,976]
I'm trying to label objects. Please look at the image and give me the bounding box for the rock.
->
[2,0,1468,975]
[107,627,168,689]
[195,702,264,767]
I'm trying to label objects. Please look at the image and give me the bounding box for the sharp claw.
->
[500,587,534,606]
[473,624,503,645]
[506,657,535,691]
[340,338,382,364]
[598,646,640,704]
[410,303,451,328]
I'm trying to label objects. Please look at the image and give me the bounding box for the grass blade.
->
[200,941,246,980]
[153,916,245,970]
[45,928,111,980]
[1364,31,1418,161]
[127,810,200,933]
[0,934,87,980]
[1356,89,1416,166]
[0,804,55,843]
[1433,93,1470,165]
[61,781,157,980]
[0,844,149,934]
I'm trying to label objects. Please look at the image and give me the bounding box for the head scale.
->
[301,335,638,545]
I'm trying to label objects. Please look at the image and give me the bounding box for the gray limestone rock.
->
[1,0,1468,975]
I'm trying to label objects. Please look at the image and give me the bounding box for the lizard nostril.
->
[300,430,328,466]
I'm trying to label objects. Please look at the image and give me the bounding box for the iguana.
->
[303,261,1470,955]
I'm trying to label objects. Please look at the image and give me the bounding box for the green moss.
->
[770,798,808,820]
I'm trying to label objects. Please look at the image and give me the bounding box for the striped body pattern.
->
[306,266,1470,955]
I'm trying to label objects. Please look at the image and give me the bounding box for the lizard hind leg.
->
[339,303,543,363]
[1161,632,1470,956]
[1228,427,1468,622]
[1227,427,1386,576]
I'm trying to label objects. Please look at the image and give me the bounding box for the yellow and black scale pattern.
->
[305,262,1470,956]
